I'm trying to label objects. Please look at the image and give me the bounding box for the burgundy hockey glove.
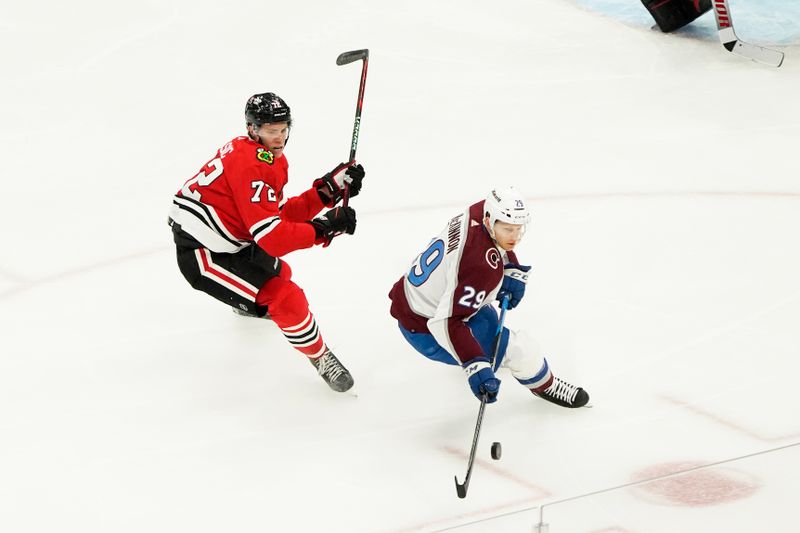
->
[310,206,357,246]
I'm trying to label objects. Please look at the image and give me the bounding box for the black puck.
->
[490,441,502,460]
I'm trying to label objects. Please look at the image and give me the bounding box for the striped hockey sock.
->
[279,312,326,358]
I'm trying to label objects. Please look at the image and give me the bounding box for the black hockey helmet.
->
[245,92,292,127]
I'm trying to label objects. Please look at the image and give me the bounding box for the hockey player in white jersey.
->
[388,187,589,408]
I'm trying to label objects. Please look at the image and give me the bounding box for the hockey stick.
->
[712,0,784,67]
[335,49,369,207]
[454,295,510,499]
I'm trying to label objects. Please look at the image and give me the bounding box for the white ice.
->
[1,1,799,532]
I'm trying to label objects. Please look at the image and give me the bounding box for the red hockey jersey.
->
[169,136,324,257]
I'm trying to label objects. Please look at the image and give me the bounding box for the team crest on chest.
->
[256,148,274,165]
[485,248,501,269]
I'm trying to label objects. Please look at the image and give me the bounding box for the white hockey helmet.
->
[484,187,531,231]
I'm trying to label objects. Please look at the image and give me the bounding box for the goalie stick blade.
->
[336,49,369,65]
[713,4,784,68]
[731,41,785,67]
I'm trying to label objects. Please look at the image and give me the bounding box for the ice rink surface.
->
[1,1,799,532]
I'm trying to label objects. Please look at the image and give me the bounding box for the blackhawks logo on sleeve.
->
[256,148,274,165]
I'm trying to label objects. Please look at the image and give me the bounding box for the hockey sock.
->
[515,358,554,392]
[280,312,326,358]
[257,276,326,358]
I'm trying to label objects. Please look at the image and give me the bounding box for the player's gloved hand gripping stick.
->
[335,49,369,207]
[454,294,510,499]
[314,163,365,207]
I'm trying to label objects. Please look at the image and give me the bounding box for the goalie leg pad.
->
[642,0,712,32]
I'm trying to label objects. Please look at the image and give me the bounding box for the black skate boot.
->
[533,376,589,408]
[309,349,354,392]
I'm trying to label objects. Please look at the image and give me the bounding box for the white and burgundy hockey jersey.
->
[169,136,325,257]
[389,201,518,364]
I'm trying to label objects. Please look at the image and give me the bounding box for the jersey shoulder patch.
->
[256,147,275,165]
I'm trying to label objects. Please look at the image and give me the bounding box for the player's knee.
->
[257,277,308,312]
[279,261,293,280]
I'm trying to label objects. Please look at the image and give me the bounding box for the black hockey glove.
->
[314,162,349,207]
[309,206,357,246]
[343,163,365,198]
[313,163,366,207]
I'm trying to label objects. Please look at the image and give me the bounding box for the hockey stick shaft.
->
[454,296,510,499]
[336,49,369,207]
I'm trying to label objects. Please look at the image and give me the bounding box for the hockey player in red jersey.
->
[169,92,364,392]
[389,187,589,408]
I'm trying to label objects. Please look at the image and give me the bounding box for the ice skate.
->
[231,307,272,320]
[309,349,354,392]
[533,376,589,408]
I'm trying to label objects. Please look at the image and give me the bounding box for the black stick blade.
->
[455,477,467,499]
[337,49,369,65]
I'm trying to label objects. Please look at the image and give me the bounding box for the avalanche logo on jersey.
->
[485,248,501,269]
[256,148,274,165]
